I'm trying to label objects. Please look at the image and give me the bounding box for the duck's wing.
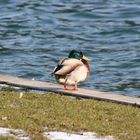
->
[81,59,90,78]
[65,64,89,83]
[53,58,83,76]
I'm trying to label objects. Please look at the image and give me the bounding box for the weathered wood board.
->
[0,74,140,107]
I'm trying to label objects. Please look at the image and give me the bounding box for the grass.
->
[0,136,14,140]
[0,90,140,140]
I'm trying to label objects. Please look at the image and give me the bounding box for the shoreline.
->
[0,74,140,107]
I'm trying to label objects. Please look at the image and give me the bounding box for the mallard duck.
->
[52,50,90,90]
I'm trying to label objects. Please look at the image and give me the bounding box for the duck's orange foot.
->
[64,84,78,91]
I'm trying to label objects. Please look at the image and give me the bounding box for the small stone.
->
[2,116,8,121]
[19,92,23,98]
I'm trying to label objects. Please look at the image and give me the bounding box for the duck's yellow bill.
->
[83,55,90,61]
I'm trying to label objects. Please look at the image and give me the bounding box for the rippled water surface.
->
[0,0,140,96]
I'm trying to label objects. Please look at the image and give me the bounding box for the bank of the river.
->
[0,90,140,140]
[0,0,140,96]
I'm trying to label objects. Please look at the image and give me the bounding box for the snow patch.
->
[0,127,30,140]
[43,131,115,140]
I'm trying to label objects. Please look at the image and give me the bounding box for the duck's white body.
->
[53,58,89,85]
[52,50,90,90]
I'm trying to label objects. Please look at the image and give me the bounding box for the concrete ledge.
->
[0,74,140,107]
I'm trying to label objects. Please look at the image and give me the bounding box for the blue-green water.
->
[0,0,140,96]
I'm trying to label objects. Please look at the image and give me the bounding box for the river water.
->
[0,0,140,96]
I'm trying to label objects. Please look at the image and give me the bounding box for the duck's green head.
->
[68,50,90,61]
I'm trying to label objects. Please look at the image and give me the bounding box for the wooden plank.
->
[0,74,140,107]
